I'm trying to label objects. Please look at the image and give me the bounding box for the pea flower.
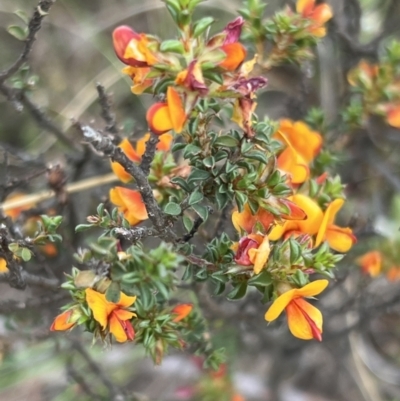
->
[269,194,324,240]
[111,133,173,183]
[356,251,382,277]
[387,266,400,282]
[172,304,193,322]
[274,120,322,184]
[265,279,329,341]
[109,187,148,226]
[50,306,83,332]
[315,198,356,252]
[296,0,333,38]
[146,87,186,134]
[233,234,270,274]
[0,258,8,273]
[86,288,136,343]
[113,25,158,67]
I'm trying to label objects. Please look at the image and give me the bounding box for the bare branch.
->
[0,270,59,290]
[113,226,154,243]
[96,82,120,137]
[0,0,56,82]
[139,132,159,176]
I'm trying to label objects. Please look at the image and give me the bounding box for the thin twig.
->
[0,270,59,290]
[113,226,154,243]
[82,126,176,241]
[96,82,119,136]
[139,132,159,176]
[0,0,56,82]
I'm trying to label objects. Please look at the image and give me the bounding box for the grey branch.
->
[96,83,119,137]
[82,125,176,241]
[0,270,59,290]
[0,0,56,82]
[139,132,159,176]
[113,226,154,243]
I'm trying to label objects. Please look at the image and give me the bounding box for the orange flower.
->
[232,394,245,401]
[265,279,328,341]
[269,194,324,241]
[357,251,382,277]
[3,192,35,220]
[113,25,158,67]
[172,304,193,322]
[385,104,400,128]
[109,187,148,226]
[111,134,173,182]
[275,120,322,184]
[219,43,247,71]
[387,266,400,281]
[296,0,333,37]
[314,198,356,252]
[175,60,208,95]
[0,258,8,273]
[122,65,153,95]
[86,288,136,343]
[146,87,186,134]
[233,234,270,274]
[50,307,82,332]
[347,60,379,89]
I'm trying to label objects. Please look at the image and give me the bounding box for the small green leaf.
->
[183,215,194,232]
[164,202,182,215]
[8,243,19,253]
[188,190,204,205]
[160,39,185,54]
[191,204,209,221]
[75,224,93,232]
[214,136,239,148]
[248,270,272,287]
[21,247,32,262]
[227,282,247,300]
[7,25,28,41]
[14,10,29,24]
[193,17,214,38]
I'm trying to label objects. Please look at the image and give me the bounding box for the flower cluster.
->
[347,41,400,128]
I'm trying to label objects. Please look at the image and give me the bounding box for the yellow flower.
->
[356,251,382,277]
[0,258,8,273]
[315,198,356,252]
[269,194,324,240]
[275,120,322,184]
[265,279,329,341]
[85,288,136,343]
[109,187,148,226]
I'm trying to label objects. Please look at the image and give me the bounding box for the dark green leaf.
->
[248,270,272,287]
[227,282,247,300]
[105,281,121,303]
[214,136,239,148]
[164,202,182,215]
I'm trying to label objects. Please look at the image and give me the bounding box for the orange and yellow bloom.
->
[50,306,82,332]
[109,187,148,226]
[356,251,382,277]
[296,0,333,37]
[233,234,270,274]
[315,198,356,252]
[265,279,328,341]
[86,288,136,343]
[275,120,322,184]
[146,87,186,134]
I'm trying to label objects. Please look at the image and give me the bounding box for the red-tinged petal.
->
[296,0,315,15]
[167,87,186,133]
[172,304,193,322]
[312,4,333,25]
[113,26,147,66]
[109,312,128,342]
[50,310,75,331]
[286,298,323,341]
[249,235,270,274]
[219,43,247,71]
[223,16,245,44]
[326,225,356,252]
[232,204,255,233]
[386,105,400,128]
[279,198,307,220]
[265,289,297,322]
[85,288,115,329]
[315,198,345,247]
[294,279,329,298]
[235,236,259,266]
[147,102,173,135]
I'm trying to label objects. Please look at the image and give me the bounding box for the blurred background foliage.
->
[1,0,400,400]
